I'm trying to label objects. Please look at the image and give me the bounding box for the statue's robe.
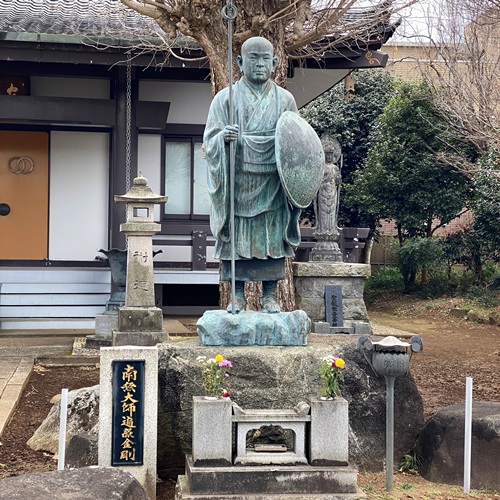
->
[204,77,301,281]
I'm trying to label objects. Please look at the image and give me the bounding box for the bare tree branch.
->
[409,0,500,177]
[116,0,416,92]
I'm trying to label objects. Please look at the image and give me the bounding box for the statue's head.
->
[238,37,278,84]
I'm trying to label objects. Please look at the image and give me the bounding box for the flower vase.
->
[308,396,349,466]
[192,396,233,466]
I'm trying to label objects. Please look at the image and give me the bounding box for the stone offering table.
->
[176,395,365,499]
[232,402,310,465]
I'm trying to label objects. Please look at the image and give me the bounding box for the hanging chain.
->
[124,54,132,248]
[125,54,132,192]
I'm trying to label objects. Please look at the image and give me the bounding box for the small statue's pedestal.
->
[86,295,124,349]
[86,313,116,348]
[293,262,372,335]
[196,310,311,346]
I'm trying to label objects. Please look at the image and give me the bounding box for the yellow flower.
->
[215,354,224,363]
[334,358,345,368]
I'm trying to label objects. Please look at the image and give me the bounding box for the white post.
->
[464,377,473,494]
[57,388,69,471]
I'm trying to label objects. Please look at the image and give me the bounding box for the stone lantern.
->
[358,335,423,491]
[113,172,168,346]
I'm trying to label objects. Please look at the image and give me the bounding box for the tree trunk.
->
[219,258,296,312]
[421,266,428,284]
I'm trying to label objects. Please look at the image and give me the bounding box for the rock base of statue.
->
[196,309,311,346]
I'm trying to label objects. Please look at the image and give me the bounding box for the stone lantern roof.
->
[114,173,168,205]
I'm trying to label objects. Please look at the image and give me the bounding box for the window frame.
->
[161,134,210,222]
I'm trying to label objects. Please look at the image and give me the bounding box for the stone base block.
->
[293,263,370,326]
[118,306,164,332]
[234,450,309,466]
[312,322,354,334]
[176,475,366,500]
[197,309,311,346]
[178,456,364,498]
[85,335,112,349]
[113,330,168,346]
[353,322,372,335]
[94,312,118,339]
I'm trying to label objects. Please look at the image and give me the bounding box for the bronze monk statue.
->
[204,37,301,314]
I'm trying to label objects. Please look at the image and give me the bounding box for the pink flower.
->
[224,373,230,378]
[218,360,232,368]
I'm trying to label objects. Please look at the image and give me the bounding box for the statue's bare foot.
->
[262,296,281,313]
[227,296,246,314]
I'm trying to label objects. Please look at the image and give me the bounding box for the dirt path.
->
[368,306,500,421]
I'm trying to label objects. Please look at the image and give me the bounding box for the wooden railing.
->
[152,227,370,271]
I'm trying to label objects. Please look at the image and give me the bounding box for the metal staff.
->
[221,0,238,314]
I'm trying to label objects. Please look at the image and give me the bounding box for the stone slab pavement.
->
[0,357,33,437]
[0,317,197,438]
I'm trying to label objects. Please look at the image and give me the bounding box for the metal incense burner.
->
[358,335,423,491]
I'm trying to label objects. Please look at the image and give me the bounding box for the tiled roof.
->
[0,0,395,51]
[0,0,160,39]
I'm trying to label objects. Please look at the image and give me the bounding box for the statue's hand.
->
[223,124,239,142]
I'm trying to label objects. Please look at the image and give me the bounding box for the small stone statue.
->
[203,37,301,314]
[310,134,343,262]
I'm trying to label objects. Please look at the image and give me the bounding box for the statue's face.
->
[238,40,277,84]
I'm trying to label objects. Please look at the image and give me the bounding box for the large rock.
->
[28,385,99,454]
[417,402,500,490]
[30,338,423,480]
[0,466,147,500]
[156,338,423,478]
[65,434,99,469]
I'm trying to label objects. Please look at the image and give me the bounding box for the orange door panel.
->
[0,131,49,260]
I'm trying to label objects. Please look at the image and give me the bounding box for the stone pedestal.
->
[86,313,117,348]
[192,396,232,467]
[293,262,371,334]
[113,306,167,346]
[176,457,365,499]
[156,340,424,478]
[309,397,349,466]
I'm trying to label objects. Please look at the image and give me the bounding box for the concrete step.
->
[0,268,110,283]
[0,328,93,338]
[0,305,103,318]
[0,318,96,330]
[1,283,110,294]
